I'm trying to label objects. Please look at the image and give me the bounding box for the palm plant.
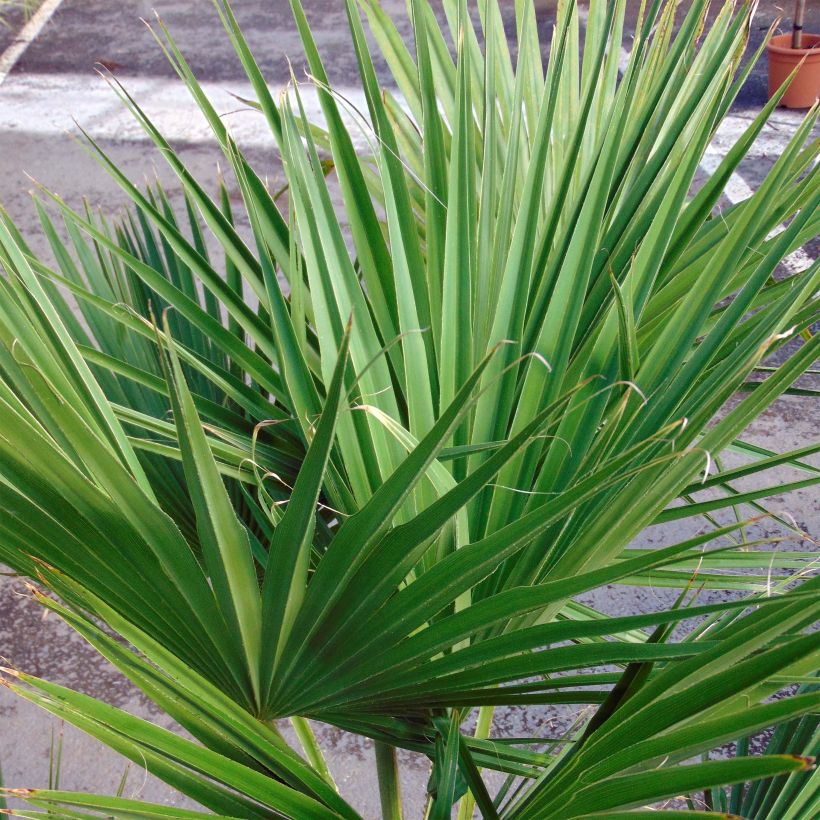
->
[0,0,819,816]
[723,688,819,819]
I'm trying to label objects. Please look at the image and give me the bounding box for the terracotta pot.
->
[767,33,820,109]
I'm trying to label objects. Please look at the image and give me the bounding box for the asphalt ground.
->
[0,1,817,816]
[4,2,820,96]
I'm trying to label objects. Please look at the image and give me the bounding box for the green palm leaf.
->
[0,0,818,817]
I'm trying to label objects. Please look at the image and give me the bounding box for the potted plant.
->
[768,0,820,107]
[0,1,819,817]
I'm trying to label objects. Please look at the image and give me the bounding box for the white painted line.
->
[0,71,375,149]
[702,117,816,275]
[698,151,755,203]
[0,70,809,158]
[0,0,67,86]
[0,71,812,274]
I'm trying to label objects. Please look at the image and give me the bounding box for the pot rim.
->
[767,32,820,57]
